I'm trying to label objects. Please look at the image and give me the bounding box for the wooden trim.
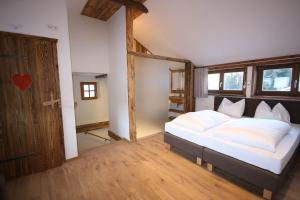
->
[169,96,184,104]
[126,7,137,142]
[201,54,300,69]
[251,95,300,101]
[108,130,122,141]
[76,121,109,133]
[255,64,299,97]
[134,39,152,54]
[80,82,97,100]
[0,31,57,42]
[184,62,195,112]
[208,67,247,96]
[128,51,190,63]
[170,69,185,73]
[169,109,185,114]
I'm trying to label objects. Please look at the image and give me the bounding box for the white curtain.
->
[194,67,208,98]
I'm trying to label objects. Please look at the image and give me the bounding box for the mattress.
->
[165,120,300,174]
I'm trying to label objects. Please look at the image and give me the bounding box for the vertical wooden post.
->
[126,7,137,142]
[184,62,195,112]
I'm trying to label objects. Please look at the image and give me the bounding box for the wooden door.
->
[0,32,65,179]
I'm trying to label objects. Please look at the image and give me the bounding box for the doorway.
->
[72,72,110,153]
[0,32,65,179]
[135,57,185,139]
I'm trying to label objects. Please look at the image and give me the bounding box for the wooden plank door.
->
[0,32,65,179]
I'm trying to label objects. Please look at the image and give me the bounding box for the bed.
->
[164,96,300,199]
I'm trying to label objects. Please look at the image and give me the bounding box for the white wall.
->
[107,7,130,140]
[66,0,109,73]
[72,73,109,126]
[135,58,174,138]
[0,0,78,159]
[135,0,300,66]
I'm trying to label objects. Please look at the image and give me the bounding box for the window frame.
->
[255,64,300,97]
[80,82,98,100]
[208,67,247,96]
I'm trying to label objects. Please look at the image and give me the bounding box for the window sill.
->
[251,95,300,101]
[208,93,245,97]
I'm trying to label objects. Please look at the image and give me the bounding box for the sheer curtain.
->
[194,67,208,98]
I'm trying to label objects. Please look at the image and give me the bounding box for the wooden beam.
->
[81,0,146,21]
[108,130,122,141]
[95,74,108,79]
[76,121,109,133]
[184,62,195,112]
[128,51,190,63]
[134,39,152,54]
[111,0,148,13]
[199,54,300,70]
[126,7,137,142]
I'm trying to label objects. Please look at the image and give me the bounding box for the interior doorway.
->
[135,57,185,139]
[72,72,110,153]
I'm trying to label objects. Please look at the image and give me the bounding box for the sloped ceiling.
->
[133,0,300,66]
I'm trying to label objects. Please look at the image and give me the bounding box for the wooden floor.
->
[5,134,300,200]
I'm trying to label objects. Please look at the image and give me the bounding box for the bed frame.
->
[164,96,300,200]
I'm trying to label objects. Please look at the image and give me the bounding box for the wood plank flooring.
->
[5,134,300,200]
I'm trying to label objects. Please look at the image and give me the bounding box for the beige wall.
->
[72,73,109,126]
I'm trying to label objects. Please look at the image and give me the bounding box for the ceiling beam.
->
[128,51,190,63]
[95,74,108,79]
[110,0,148,13]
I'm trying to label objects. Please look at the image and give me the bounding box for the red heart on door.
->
[11,74,32,91]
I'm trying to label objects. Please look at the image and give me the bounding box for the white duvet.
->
[170,110,231,133]
[208,118,291,152]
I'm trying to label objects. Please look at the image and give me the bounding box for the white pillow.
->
[254,101,273,119]
[217,98,245,118]
[254,101,290,123]
[272,103,290,123]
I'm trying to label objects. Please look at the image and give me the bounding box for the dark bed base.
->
[164,132,300,199]
[165,96,300,199]
[164,132,203,164]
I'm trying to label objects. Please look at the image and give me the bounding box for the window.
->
[80,82,97,100]
[208,73,220,90]
[256,64,300,96]
[223,71,244,91]
[208,67,246,95]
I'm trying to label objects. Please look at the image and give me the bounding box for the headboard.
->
[214,96,300,124]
